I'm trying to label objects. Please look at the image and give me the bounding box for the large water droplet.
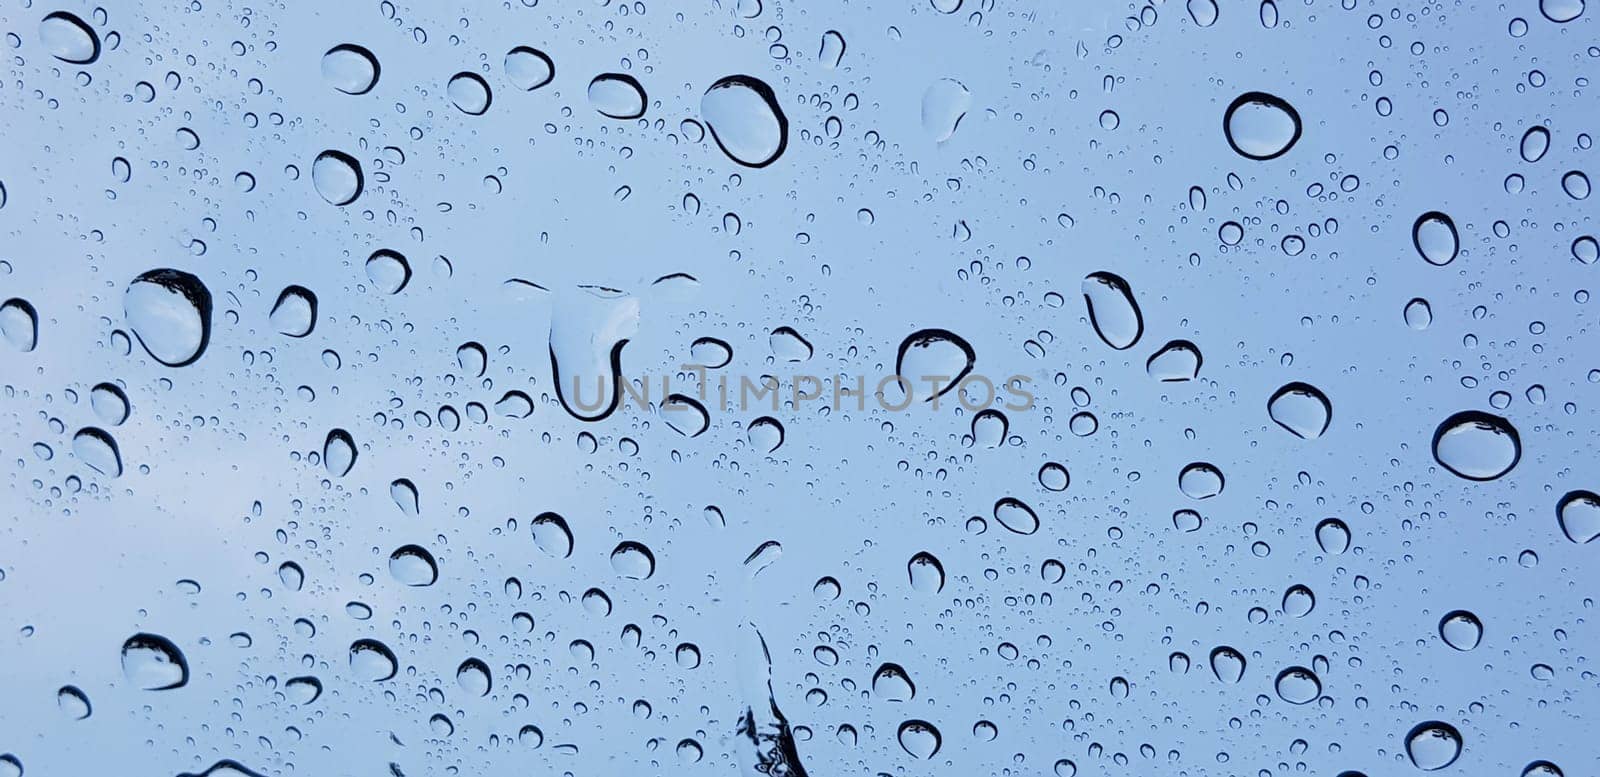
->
[532,512,574,558]
[1315,518,1350,554]
[447,72,492,115]
[1082,271,1143,350]
[321,44,379,95]
[323,428,357,477]
[872,663,916,701]
[1223,92,1302,160]
[1282,584,1315,617]
[1438,610,1483,650]
[1561,170,1590,200]
[588,73,646,119]
[818,30,846,68]
[1038,462,1070,492]
[1520,125,1550,162]
[121,633,189,690]
[894,329,976,402]
[921,78,971,142]
[701,75,788,168]
[908,551,945,593]
[269,285,317,337]
[994,497,1040,535]
[177,761,268,777]
[1432,411,1520,481]
[1178,462,1224,499]
[349,639,397,681]
[456,658,492,696]
[72,427,121,477]
[56,685,91,720]
[748,416,784,452]
[388,544,438,586]
[1405,722,1463,771]
[1210,646,1246,683]
[1268,382,1332,439]
[365,249,411,294]
[1187,0,1219,26]
[312,150,363,206]
[1274,666,1321,704]
[505,47,554,90]
[550,286,639,422]
[610,541,656,579]
[1412,212,1459,266]
[1146,340,1202,381]
[125,269,212,367]
[1404,297,1433,329]
[285,676,322,704]
[662,394,710,437]
[39,11,99,64]
[0,298,39,352]
[1539,0,1585,22]
[1555,490,1600,544]
[897,720,941,759]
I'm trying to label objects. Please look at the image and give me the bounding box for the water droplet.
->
[769,326,813,362]
[610,541,656,579]
[872,663,916,701]
[1412,212,1459,266]
[323,428,356,477]
[505,47,554,90]
[269,285,317,337]
[1404,298,1433,329]
[1520,125,1550,162]
[1082,271,1144,350]
[1405,721,1463,771]
[72,427,121,477]
[365,249,412,294]
[1523,761,1564,777]
[994,497,1040,535]
[701,75,788,168]
[908,552,945,593]
[895,329,976,402]
[121,633,189,690]
[1038,462,1070,492]
[39,11,99,64]
[447,72,492,115]
[921,78,971,142]
[748,416,784,452]
[971,409,1008,447]
[1282,585,1315,616]
[349,639,398,681]
[285,676,322,704]
[312,150,363,206]
[1315,518,1350,554]
[1223,92,1302,160]
[56,685,91,719]
[818,30,846,68]
[1172,509,1203,532]
[1438,610,1483,650]
[550,286,639,422]
[1572,235,1598,265]
[1556,490,1600,544]
[532,512,574,558]
[1210,646,1246,683]
[897,719,942,759]
[1187,0,1219,26]
[456,658,492,696]
[125,269,212,367]
[1539,0,1585,22]
[1,298,39,352]
[1178,462,1224,499]
[1432,411,1521,481]
[388,544,438,586]
[588,73,646,119]
[1273,667,1321,704]
[1268,382,1332,439]
[1146,340,1202,381]
[662,393,710,437]
[320,44,379,95]
[1561,170,1590,200]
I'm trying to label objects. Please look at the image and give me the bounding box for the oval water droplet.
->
[1178,462,1224,499]
[1315,518,1350,554]
[72,427,121,477]
[1146,340,1202,381]
[662,394,710,437]
[1038,462,1070,492]
[1187,0,1219,26]
[897,720,941,759]
[610,541,656,579]
[1520,125,1550,162]
[1274,667,1321,704]
[1412,212,1459,266]
[323,428,356,477]
[748,416,784,452]
[447,72,492,115]
[1555,490,1600,544]
[971,409,1008,448]
[921,78,971,142]
[349,639,398,682]
[1,298,39,352]
[550,286,638,422]
[1223,92,1302,160]
[1268,382,1332,439]
[1572,235,1598,265]
[701,75,788,168]
[1432,411,1520,481]
[39,11,100,64]
[311,150,363,206]
[908,552,945,593]
[894,329,976,403]
[1210,646,1246,683]
[1404,297,1433,329]
[1082,271,1143,350]
[588,73,646,119]
[532,512,574,558]
[56,685,91,720]
[1561,170,1590,200]
[819,30,846,68]
[994,497,1040,535]
[269,285,317,337]
[125,269,212,367]
[1405,721,1463,771]
[872,663,916,701]
[365,249,411,294]
[285,676,322,704]
[1438,610,1483,650]
[1523,761,1564,777]
[388,544,438,586]
[121,633,189,690]
[456,658,492,696]
[321,44,379,95]
[1539,0,1585,22]
[1282,584,1315,617]
[505,47,554,90]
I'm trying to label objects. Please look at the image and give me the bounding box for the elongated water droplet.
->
[285,675,321,704]
[1316,518,1350,554]
[1,298,39,352]
[1210,646,1246,683]
[1539,0,1585,23]
[1082,271,1143,350]
[1432,411,1520,481]
[531,512,574,558]
[177,761,267,777]
[125,269,212,367]
[121,633,189,690]
[40,11,99,64]
[1405,721,1463,771]
[269,285,317,337]
[1223,92,1301,160]
[456,658,492,696]
[321,44,379,94]
[1187,0,1219,26]
[701,75,788,168]
[312,150,363,206]
[662,393,710,437]
[1268,382,1332,439]
[550,286,638,422]
[1520,125,1550,162]
[818,30,846,68]
[323,428,356,477]
[56,685,91,719]
[1404,297,1433,329]
[908,551,945,593]
[994,497,1039,535]
[1412,212,1459,266]
[689,336,732,368]
[769,326,813,362]
[588,73,646,119]
[505,47,554,90]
